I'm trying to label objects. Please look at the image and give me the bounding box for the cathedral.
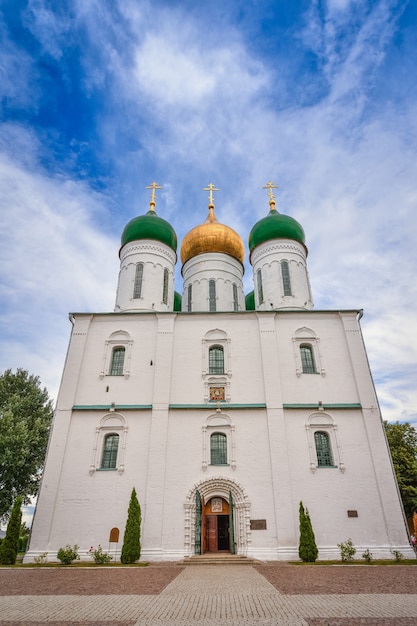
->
[25,182,414,562]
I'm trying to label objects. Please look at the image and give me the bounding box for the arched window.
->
[162,268,169,304]
[133,263,143,299]
[314,431,333,467]
[257,269,264,304]
[110,347,125,376]
[281,260,292,296]
[101,433,119,469]
[300,344,316,373]
[232,283,238,312]
[187,284,192,312]
[209,279,216,312]
[209,345,224,374]
[210,432,227,465]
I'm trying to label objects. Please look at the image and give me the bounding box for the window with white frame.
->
[209,279,216,312]
[100,330,133,379]
[306,412,344,473]
[202,330,231,401]
[91,413,128,474]
[232,283,238,312]
[293,327,324,377]
[202,412,236,471]
[257,269,264,304]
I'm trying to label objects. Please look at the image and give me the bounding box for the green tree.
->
[121,487,141,564]
[0,369,53,519]
[298,501,318,562]
[0,496,22,564]
[384,421,417,518]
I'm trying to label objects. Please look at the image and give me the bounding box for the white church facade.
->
[25,182,414,562]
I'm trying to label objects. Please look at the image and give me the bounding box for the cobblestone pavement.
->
[1,564,417,625]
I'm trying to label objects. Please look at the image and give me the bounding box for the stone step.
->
[182,554,257,566]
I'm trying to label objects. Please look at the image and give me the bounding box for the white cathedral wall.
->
[26,308,414,562]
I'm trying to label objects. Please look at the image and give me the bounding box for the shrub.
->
[298,501,318,562]
[57,544,80,565]
[88,545,112,564]
[121,487,141,564]
[34,552,48,565]
[0,496,23,565]
[362,548,373,563]
[391,549,404,561]
[338,538,356,562]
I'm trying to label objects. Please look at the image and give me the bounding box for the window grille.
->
[133,263,143,299]
[233,283,238,311]
[101,434,119,469]
[209,346,224,374]
[162,268,169,304]
[210,432,227,465]
[314,431,333,466]
[110,347,125,376]
[188,284,192,312]
[281,261,292,296]
[209,279,216,312]
[300,344,316,373]
[257,269,264,304]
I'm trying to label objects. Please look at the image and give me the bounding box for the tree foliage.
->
[0,369,53,519]
[0,496,22,564]
[298,501,318,562]
[384,421,417,518]
[121,487,141,564]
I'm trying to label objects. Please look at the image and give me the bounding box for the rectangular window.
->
[314,431,333,466]
[233,283,238,312]
[209,346,224,374]
[110,347,125,376]
[257,269,264,304]
[162,268,169,304]
[101,434,119,469]
[209,279,216,312]
[210,433,227,465]
[281,261,292,296]
[133,263,143,299]
[300,344,316,373]
[187,284,192,312]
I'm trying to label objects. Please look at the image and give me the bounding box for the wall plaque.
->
[250,519,267,530]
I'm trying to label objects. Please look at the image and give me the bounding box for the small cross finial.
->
[263,181,279,206]
[203,183,219,208]
[146,181,162,210]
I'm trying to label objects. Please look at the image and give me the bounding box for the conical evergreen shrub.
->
[121,487,141,564]
[298,501,318,562]
[0,496,23,565]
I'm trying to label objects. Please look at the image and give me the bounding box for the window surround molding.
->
[305,411,345,473]
[100,330,133,379]
[90,413,128,475]
[202,329,231,378]
[292,327,325,377]
[202,412,236,471]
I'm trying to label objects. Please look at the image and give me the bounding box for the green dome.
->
[121,210,177,253]
[249,207,306,254]
[245,291,255,311]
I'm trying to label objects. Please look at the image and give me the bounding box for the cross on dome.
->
[263,181,279,207]
[203,183,219,209]
[146,181,162,211]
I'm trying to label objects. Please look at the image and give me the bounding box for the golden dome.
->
[180,205,245,266]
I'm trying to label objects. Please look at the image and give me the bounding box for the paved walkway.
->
[1,564,417,625]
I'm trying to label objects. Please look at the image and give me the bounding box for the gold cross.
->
[263,181,279,204]
[203,183,219,207]
[146,182,162,208]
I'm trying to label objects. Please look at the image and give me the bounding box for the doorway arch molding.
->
[184,476,251,556]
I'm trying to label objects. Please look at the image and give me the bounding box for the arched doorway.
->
[184,477,251,557]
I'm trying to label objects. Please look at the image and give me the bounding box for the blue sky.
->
[1,0,416,433]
